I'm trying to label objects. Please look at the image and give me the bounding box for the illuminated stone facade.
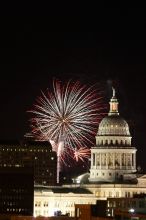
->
[33,89,146,217]
[34,178,146,217]
[89,88,137,182]
[34,186,97,217]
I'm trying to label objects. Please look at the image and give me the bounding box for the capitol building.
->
[89,88,137,183]
[34,88,146,217]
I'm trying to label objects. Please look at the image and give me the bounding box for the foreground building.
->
[34,178,146,217]
[33,88,146,217]
[34,186,96,217]
[0,167,34,215]
[107,195,146,217]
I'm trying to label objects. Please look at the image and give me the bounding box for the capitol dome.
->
[97,88,130,137]
[95,88,131,147]
[98,115,130,136]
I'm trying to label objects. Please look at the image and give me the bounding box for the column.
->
[118,153,120,168]
[124,153,127,169]
[91,152,93,167]
[120,153,122,169]
[131,153,133,168]
[113,153,115,169]
[106,153,108,169]
[100,153,101,169]
[134,153,136,169]
[95,153,97,167]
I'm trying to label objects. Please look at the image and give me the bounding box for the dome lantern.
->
[108,87,119,116]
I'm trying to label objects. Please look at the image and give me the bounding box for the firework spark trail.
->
[28,79,106,179]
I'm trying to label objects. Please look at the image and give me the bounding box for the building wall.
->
[0,167,34,216]
[0,140,57,186]
[34,189,97,217]
[90,148,137,182]
[75,202,107,219]
[33,180,146,217]
[107,197,146,217]
[75,204,91,220]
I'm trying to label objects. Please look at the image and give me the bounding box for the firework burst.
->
[73,147,91,162]
[28,79,106,181]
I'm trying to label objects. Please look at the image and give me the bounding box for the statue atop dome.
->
[112,87,116,98]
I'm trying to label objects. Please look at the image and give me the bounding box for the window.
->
[139,200,145,208]
[109,191,112,197]
[95,191,100,197]
[44,202,48,207]
[116,191,119,197]
[132,200,136,207]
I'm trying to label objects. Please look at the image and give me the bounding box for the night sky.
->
[0,9,145,170]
